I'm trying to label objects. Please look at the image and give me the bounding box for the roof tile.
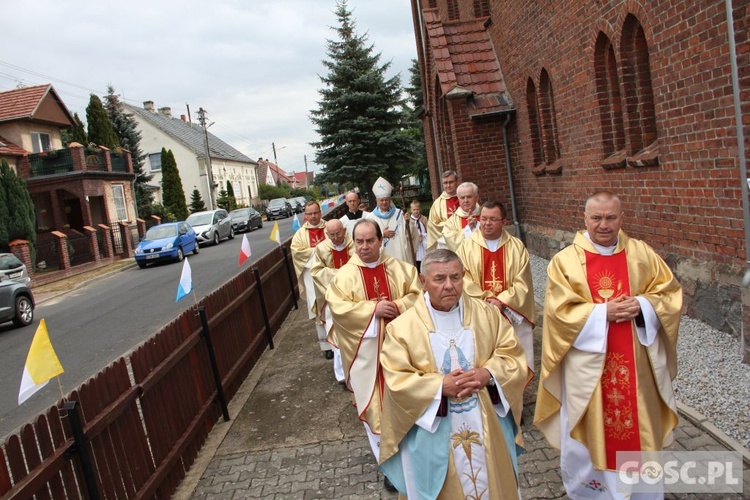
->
[0,84,52,123]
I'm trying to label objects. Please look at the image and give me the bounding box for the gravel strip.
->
[530,254,750,450]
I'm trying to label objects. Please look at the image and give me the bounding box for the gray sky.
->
[1,0,417,175]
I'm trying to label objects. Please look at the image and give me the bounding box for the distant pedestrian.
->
[427,170,460,251]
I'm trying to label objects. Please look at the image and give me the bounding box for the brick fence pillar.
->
[83,226,100,263]
[8,239,33,279]
[151,215,162,226]
[51,230,70,270]
[119,222,133,258]
[97,224,114,258]
[136,218,147,239]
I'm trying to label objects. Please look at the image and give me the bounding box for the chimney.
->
[143,101,155,111]
[158,107,172,117]
[180,114,186,122]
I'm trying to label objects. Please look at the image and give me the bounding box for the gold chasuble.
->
[457,229,535,325]
[427,192,459,251]
[380,294,529,499]
[310,234,355,334]
[442,205,479,252]
[291,221,328,316]
[325,255,421,434]
[534,231,682,472]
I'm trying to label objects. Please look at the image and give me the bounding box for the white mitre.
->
[372,176,393,199]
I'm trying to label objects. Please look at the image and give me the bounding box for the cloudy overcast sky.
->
[2,0,417,175]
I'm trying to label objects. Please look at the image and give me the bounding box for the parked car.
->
[265,198,293,220]
[186,209,234,246]
[0,276,34,328]
[230,208,263,233]
[0,253,30,284]
[291,196,308,214]
[135,222,199,268]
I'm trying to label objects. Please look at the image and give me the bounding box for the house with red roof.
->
[0,84,136,269]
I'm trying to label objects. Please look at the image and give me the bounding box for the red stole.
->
[307,227,325,247]
[358,262,392,410]
[331,248,350,269]
[584,250,640,469]
[446,196,459,218]
[481,247,506,295]
[460,216,469,229]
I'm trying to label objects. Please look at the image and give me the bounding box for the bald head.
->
[584,191,623,247]
[325,219,346,246]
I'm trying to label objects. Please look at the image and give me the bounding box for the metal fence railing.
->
[109,222,125,255]
[35,236,61,272]
[67,232,95,267]
[111,153,128,172]
[27,149,74,177]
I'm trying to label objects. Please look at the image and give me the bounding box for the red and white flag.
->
[239,233,252,265]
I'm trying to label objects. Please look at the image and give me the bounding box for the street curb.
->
[676,401,750,466]
[172,307,301,499]
[35,261,138,305]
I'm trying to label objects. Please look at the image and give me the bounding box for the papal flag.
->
[18,319,64,405]
[239,233,252,265]
[292,214,301,231]
[175,257,193,302]
[270,221,281,245]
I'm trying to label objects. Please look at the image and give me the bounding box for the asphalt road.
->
[0,215,303,441]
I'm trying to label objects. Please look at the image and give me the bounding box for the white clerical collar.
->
[363,259,380,268]
[333,242,347,251]
[584,231,617,256]
[484,237,501,252]
[424,291,463,331]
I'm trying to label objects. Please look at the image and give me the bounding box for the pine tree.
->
[61,112,88,146]
[104,85,154,214]
[310,0,412,200]
[86,94,120,149]
[226,180,235,198]
[189,187,207,213]
[0,162,9,250]
[160,149,188,220]
[0,159,36,262]
[402,59,428,185]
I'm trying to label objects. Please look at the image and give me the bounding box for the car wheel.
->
[259,221,263,229]
[213,232,220,246]
[137,261,147,269]
[12,295,33,327]
[176,247,184,262]
[229,227,235,240]
[193,241,200,255]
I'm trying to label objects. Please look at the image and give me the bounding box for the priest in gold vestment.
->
[534,192,682,500]
[325,219,421,462]
[379,249,528,499]
[457,201,535,372]
[442,182,481,252]
[290,201,330,357]
[427,170,460,251]
[310,219,355,383]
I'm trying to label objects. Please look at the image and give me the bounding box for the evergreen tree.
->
[189,187,207,213]
[0,162,9,249]
[310,0,412,201]
[160,148,188,220]
[86,94,120,149]
[226,180,235,198]
[103,85,154,214]
[61,112,87,146]
[0,160,36,262]
[402,59,428,185]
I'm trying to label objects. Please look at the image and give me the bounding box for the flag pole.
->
[57,376,64,400]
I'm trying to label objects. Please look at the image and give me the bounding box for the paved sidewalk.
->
[178,302,749,499]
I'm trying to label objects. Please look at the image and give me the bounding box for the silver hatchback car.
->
[0,253,30,284]
[186,209,235,246]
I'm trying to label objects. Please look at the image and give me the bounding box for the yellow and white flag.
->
[270,221,281,245]
[18,319,64,405]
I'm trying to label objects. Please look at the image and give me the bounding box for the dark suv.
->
[0,276,34,328]
[266,198,292,220]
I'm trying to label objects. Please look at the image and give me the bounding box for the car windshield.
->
[186,213,213,226]
[145,225,177,240]
[0,254,23,270]
[230,209,249,219]
[269,199,286,207]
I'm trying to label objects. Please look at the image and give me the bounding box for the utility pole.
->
[272,142,280,185]
[197,107,216,209]
[304,155,310,189]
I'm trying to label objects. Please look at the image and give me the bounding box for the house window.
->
[473,0,490,17]
[112,185,128,221]
[526,78,544,168]
[31,132,51,153]
[148,153,162,171]
[621,14,657,154]
[428,0,437,7]
[539,69,561,165]
[447,0,459,20]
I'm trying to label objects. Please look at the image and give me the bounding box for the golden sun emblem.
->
[594,270,621,302]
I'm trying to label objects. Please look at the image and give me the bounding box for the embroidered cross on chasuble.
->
[481,247,506,295]
[446,197,459,218]
[331,248,350,269]
[584,249,641,470]
[307,228,325,247]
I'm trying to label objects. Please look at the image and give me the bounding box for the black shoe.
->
[383,476,397,492]
[323,350,334,360]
